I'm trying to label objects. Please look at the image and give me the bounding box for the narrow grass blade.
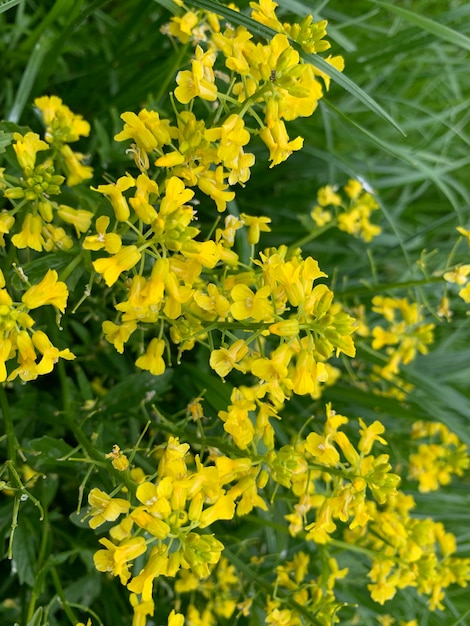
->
[0,0,20,13]
[7,36,52,123]
[370,0,470,51]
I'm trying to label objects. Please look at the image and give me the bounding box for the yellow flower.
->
[105,444,130,471]
[459,282,470,302]
[317,184,341,206]
[32,330,75,374]
[12,132,48,171]
[129,173,159,223]
[0,212,15,246]
[209,339,248,378]
[310,205,332,227]
[198,494,236,528]
[240,213,271,244]
[34,95,90,143]
[93,245,141,287]
[135,338,166,375]
[168,10,199,43]
[93,175,135,221]
[87,487,130,529]
[168,610,185,626]
[175,45,218,104]
[129,593,155,626]
[443,264,470,285]
[260,119,303,167]
[194,283,231,319]
[219,405,255,450]
[305,431,340,466]
[115,109,173,153]
[358,418,387,455]
[456,225,470,245]
[11,214,45,251]
[127,545,169,601]
[230,284,273,321]
[102,320,137,353]
[197,166,235,212]
[0,338,12,382]
[160,176,194,216]
[60,144,93,185]
[93,536,146,584]
[22,269,69,313]
[83,215,122,254]
[57,204,93,236]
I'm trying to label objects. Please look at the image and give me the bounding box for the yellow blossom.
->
[135,338,166,375]
[102,320,137,353]
[260,119,303,167]
[175,45,218,104]
[93,245,141,287]
[22,269,69,313]
[12,131,49,171]
[93,175,135,221]
[87,487,130,529]
[93,536,146,584]
[230,283,273,321]
[32,330,75,374]
[209,339,248,378]
[11,214,45,251]
[57,204,93,236]
[83,215,122,254]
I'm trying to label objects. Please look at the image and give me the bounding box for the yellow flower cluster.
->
[284,403,400,542]
[310,178,382,242]
[408,420,469,492]
[89,106,356,393]
[267,551,347,625]
[0,268,74,381]
[1,96,93,252]
[86,436,273,624]
[371,295,434,383]
[88,397,470,623]
[165,0,343,168]
[345,491,470,609]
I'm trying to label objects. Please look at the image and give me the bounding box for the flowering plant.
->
[1,1,469,625]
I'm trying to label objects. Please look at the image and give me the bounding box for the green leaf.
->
[28,436,75,469]
[11,516,37,586]
[369,1,470,51]
[0,130,14,153]
[7,35,54,123]
[100,369,173,413]
[18,252,84,289]
[26,607,46,626]
[0,0,20,14]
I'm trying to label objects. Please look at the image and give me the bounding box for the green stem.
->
[336,275,444,298]
[289,221,336,251]
[58,251,85,283]
[0,384,18,464]
[26,504,50,622]
[50,565,78,625]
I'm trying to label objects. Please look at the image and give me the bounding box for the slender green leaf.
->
[370,0,470,51]
[11,517,37,587]
[26,607,45,626]
[0,0,20,13]
[7,36,53,123]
